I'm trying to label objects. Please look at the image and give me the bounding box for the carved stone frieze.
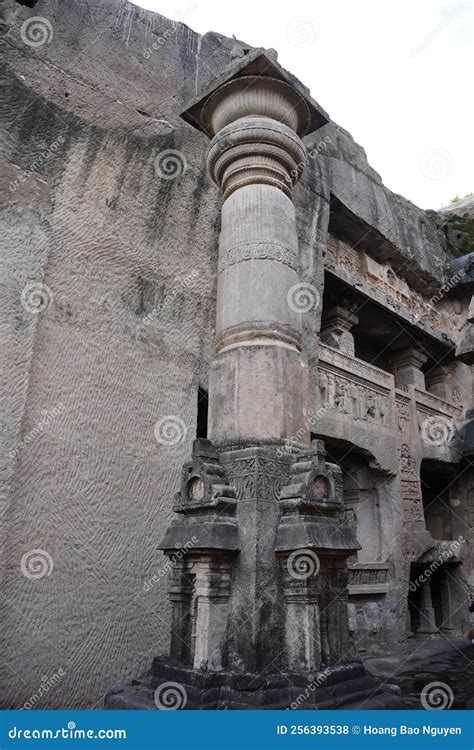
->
[220,448,291,503]
[326,235,442,328]
[348,565,388,586]
[395,398,411,434]
[326,235,361,276]
[347,563,389,593]
[398,443,416,475]
[218,240,299,274]
[317,366,390,427]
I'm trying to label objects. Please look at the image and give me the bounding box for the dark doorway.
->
[196,386,208,439]
[420,461,456,540]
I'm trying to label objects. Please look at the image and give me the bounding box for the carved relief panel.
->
[317,367,390,428]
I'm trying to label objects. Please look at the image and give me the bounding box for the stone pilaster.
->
[280,553,321,671]
[276,440,360,668]
[168,558,194,665]
[325,564,351,662]
[219,443,292,673]
[439,573,455,635]
[417,580,437,635]
[189,555,232,671]
[391,347,427,390]
[425,367,450,400]
[320,304,359,357]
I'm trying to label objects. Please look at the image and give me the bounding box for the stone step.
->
[105,658,403,710]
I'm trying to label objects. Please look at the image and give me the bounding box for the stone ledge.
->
[104,656,402,710]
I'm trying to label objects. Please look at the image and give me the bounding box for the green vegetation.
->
[450,192,474,204]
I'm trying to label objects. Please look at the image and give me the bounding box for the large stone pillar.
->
[199,77,314,442]
[105,52,378,710]
[177,59,332,675]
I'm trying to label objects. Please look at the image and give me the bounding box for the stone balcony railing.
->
[414,387,463,422]
[317,344,392,430]
[317,344,463,454]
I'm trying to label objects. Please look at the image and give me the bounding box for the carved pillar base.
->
[219,440,293,673]
[105,437,402,709]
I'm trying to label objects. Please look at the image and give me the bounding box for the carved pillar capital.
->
[206,115,306,200]
[320,304,359,357]
[391,346,427,390]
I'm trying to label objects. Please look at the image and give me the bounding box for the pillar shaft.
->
[204,78,312,443]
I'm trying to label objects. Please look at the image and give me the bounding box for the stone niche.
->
[322,447,396,655]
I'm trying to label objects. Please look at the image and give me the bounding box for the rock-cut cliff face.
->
[0,0,454,708]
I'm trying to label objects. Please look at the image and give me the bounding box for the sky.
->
[131,0,472,211]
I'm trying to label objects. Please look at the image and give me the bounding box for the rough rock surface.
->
[364,640,474,709]
[435,197,474,259]
[0,0,465,708]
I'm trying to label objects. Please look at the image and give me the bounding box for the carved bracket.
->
[174,438,237,514]
[279,439,343,514]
